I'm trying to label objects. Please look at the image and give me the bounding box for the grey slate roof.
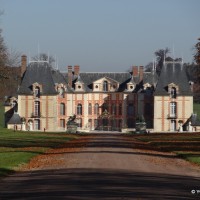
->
[143,72,158,86]
[64,71,159,92]
[18,62,66,95]
[74,72,132,92]
[154,62,192,96]
[7,113,22,124]
[184,114,200,127]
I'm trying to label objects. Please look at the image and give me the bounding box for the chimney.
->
[139,66,144,81]
[68,66,73,88]
[21,55,27,78]
[132,66,138,77]
[74,65,80,76]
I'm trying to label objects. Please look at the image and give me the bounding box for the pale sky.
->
[1,0,200,72]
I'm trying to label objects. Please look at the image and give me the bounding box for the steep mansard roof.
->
[72,72,158,92]
[18,62,68,95]
[154,62,192,96]
[7,113,22,124]
[19,62,194,95]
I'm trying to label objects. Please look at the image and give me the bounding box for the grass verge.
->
[0,127,78,177]
[134,133,200,165]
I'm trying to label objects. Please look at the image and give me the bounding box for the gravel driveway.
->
[0,133,199,199]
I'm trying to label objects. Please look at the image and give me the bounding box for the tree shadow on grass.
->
[0,168,199,199]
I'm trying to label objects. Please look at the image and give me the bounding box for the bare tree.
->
[154,47,170,74]
[145,62,153,72]
[32,53,55,67]
[0,29,7,67]
[6,48,21,67]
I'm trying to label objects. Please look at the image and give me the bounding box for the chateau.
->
[4,55,200,132]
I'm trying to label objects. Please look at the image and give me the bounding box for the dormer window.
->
[170,87,176,98]
[168,83,178,98]
[34,86,40,98]
[103,81,108,92]
[33,83,42,98]
[75,76,84,92]
[59,87,65,98]
[126,83,135,91]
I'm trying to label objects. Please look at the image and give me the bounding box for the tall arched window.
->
[103,81,108,91]
[112,104,116,115]
[127,103,134,116]
[94,103,99,115]
[77,118,82,127]
[170,102,176,117]
[34,101,40,117]
[88,103,92,115]
[34,119,40,130]
[35,86,40,98]
[77,104,82,115]
[60,119,65,129]
[60,103,65,115]
[118,104,122,115]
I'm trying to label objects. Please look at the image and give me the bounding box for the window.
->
[145,103,152,115]
[112,104,116,115]
[127,103,134,116]
[94,119,98,129]
[77,104,82,115]
[35,86,40,98]
[170,120,176,131]
[12,101,18,112]
[118,119,122,129]
[88,103,92,115]
[59,87,65,98]
[88,119,92,128]
[34,119,40,130]
[103,81,108,91]
[94,103,99,115]
[34,101,40,117]
[77,118,82,127]
[118,104,122,115]
[60,103,65,115]
[127,118,134,128]
[170,102,176,117]
[170,87,176,98]
[60,119,65,129]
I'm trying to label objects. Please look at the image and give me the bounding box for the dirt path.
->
[0,133,200,199]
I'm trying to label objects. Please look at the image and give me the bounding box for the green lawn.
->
[0,102,200,177]
[0,128,78,177]
[194,103,200,117]
[0,102,4,128]
[134,133,200,165]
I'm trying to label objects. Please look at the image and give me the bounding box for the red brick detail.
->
[74,65,80,76]
[132,66,138,77]
[139,66,144,81]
